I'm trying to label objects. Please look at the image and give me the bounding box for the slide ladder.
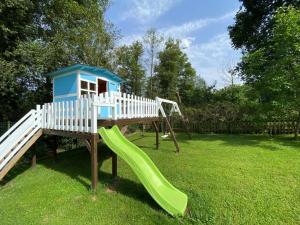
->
[0,108,42,180]
[99,126,188,216]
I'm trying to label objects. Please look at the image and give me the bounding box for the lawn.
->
[0,133,299,225]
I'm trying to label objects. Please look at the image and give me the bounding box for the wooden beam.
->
[0,129,43,180]
[31,154,36,168]
[90,134,98,191]
[51,136,58,162]
[43,129,97,140]
[152,121,160,149]
[112,152,117,178]
[97,117,159,127]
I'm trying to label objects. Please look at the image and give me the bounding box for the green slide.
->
[98,126,188,216]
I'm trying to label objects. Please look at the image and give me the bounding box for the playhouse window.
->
[89,83,96,91]
[80,80,96,96]
[81,80,88,90]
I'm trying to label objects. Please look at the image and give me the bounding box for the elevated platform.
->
[0,92,184,190]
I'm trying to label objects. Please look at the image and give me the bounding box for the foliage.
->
[240,6,300,135]
[155,39,196,102]
[229,0,300,52]
[115,41,145,95]
[0,0,116,120]
[0,0,37,57]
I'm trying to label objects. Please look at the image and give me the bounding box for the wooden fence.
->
[172,120,297,135]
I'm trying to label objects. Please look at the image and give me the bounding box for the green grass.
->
[0,133,299,225]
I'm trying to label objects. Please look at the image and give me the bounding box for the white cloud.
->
[118,34,143,46]
[180,37,195,48]
[117,10,242,88]
[184,33,242,88]
[161,11,235,38]
[119,10,236,46]
[122,0,182,23]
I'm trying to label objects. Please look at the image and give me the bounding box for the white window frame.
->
[79,78,97,96]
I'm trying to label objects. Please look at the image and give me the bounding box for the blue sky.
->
[106,0,242,88]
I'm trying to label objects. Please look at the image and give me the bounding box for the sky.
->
[105,0,242,88]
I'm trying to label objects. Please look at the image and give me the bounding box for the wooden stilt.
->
[112,152,117,178]
[164,117,180,153]
[152,121,160,149]
[90,134,98,191]
[52,147,58,162]
[31,154,36,168]
[50,136,58,162]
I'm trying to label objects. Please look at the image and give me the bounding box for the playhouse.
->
[0,64,188,216]
[49,64,124,119]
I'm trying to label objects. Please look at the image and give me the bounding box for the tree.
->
[155,39,196,102]
[0,0,37,58]
[143,28,163,98]
[191,77,216,106]
[240,6,300,137]
[229,0,300,52]
[178,60,197,106]
[0,0,117,120]
[115,41,145,95]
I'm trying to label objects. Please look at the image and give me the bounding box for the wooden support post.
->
[112,152,117,178]
[31,153,36,168]
[52,145,58,162]
[165,117,180,153]
[48,136,58,162]
[90,134,98,191]
[152,121,159,149]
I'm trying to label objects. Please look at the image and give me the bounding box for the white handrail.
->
[0,106,42,172]
[0,110,34,144]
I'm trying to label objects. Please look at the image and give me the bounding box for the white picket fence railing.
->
[41,92,160,133]
[41,95,96,133]
[105,92,158,119]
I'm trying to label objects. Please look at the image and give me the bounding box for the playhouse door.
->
[97,79,107,94]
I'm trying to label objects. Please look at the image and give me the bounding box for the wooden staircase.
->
[0,109,42,180]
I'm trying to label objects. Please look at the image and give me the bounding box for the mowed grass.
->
[0,133,299,225]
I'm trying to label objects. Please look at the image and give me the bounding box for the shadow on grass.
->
[0,159,32,186]
[0,138,161,211]
[37,143,161,211]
